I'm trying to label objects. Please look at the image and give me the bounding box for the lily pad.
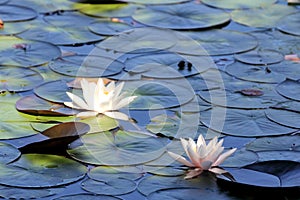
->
[124,52,208,78]
[119,0,190,4]
[220,161,300,188]
[75,3,142,18]
[200,107,296,137]
[0,66,43,92]
[0,121,37,140]
[0,154,87,188]
[49,55,124,77]
[18,17,103,46]
[81,178,136,196]
[54,194,122,200]
[276,79,300,101]
[67,130,165,166]
[257,151,300,162]
[268,60,300,80]
[132,2,230,30]
[0,0,8,4]
[16,95,77,116]
[124,79,195,110]
[0,185,64,199]
[234,49,284,65]
[221,148,258,168]
[0,142,21,164]
[0,4,37,22]
[201,0,276,9]
[0,21,30,35]
[95,27,177,53]
[79,115,119,134]
[278,12,300,36]
[265,109,300,128]
[225,61,286,83]
[271,100,300,113]
[88,19,134,36]
[11,0,74,13]
[0,36,61,67]
[231,4,297,28]
[182,30,257,56]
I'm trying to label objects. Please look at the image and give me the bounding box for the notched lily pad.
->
[0,142,21,164]
[0,154,87,188]
[234,49,284,65]
[265,108,300,129]
[276,79,300,101]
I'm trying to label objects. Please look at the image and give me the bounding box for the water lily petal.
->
[209,167,227,175]
[104,111,130,121]
[167,151,194,167]
[113,81,125,98]
[212,148,237,167]
[65,92,89,110]
[106,81,116,93]
[200,160,213,170]
[76,111,98,119]
[184,168,203,179]
[114,96,137,110]
[196,134,206,147]
[81,79,96,108]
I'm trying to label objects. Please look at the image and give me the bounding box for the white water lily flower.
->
[64,78,137,120]
[168,135,237,179]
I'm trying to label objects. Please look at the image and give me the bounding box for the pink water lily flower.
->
[64,78,137,120]
[168,135,236,179]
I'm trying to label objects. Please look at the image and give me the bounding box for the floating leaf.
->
[234,49,283,65]
[276,79,300,101]
[0,36,61,67]
[119,0,190,4]
[0,4,37,22]
[0,66,43,92]
[88,19,133,36]
[0,154,87,188]
[201,0,276,9]
[0,185,64,199]
[54,194,122,200]
[268,61,300,81]
[231,4,297,28]
[79,115,118,134]
[132,2,230,30]
[49,55,124,77]
[0,0,8,4]
[277,12,300,36]
[11,0,74,13]
[257,151,300,163]
[16,95,77,116]
[200,107,296,137]
[271,100,300,113]
[68,130,165,166]
[95,27,177,53]
[0,142,21,164]
[81,178,136,196]
[75,3,142,18]
[265,109,300,129]
[221,148,258,168]
[225,62,286,83]
[0,21,30,35]
[182,30,257,56]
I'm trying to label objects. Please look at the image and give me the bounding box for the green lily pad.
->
[276,79,300,101]
[54,194,122,200]
[124,79,194,110]
[132,2,230,30]
[16,95,77,116]
[88,166,143,182]
[182,30,257,56]
[231,4,297,28]
[119,0,190,4]
[11,0,74,13]
[200,107,296,137]
[67,130,165,166]
[75,3,142,18]
[265,109,300,128]
[95,27,177,53]
[220,161,300,188]
[0,36,61,67]
[202,0,276,9]
[0,154,87,188]
[79,115,119,134]
[49,55,124,77]
[0,66,44,92]
[124,52,208,78]
[81,178,136,196]
[18,17,103,46]
[0,4,37,22]
[0,185,64,199]
[278,12,300,36]
[0,21,30,35]
[268,60,300,81]
[88,19,133,36]
[234,49,283,65]
[0,142,21,164]
[225,62,286,83]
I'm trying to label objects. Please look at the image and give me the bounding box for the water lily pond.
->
[0,0,300,199]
